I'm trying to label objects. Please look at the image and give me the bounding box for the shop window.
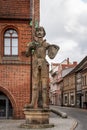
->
[64,95,68,104]
[4,29,18,56]
[70,95,74,105]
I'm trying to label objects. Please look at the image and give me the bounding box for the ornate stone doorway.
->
[0,92,13,119]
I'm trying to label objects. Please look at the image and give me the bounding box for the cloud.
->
[40,0,87,64]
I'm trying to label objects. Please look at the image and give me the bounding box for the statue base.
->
[20,108,54,129]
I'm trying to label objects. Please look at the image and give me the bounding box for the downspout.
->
[30,0,32,19]
[29,0,35,102]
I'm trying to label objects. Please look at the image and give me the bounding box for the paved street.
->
[51,105,87,130]
[0,110,75,130]
[0,117,75,130]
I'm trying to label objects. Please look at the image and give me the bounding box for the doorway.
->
[76,93,82,108]
[0,92,13,119]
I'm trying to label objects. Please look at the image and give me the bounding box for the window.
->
[70,94,74,105]
[76,73,81,79]
[4,29,18,56]
[82,75,87,86]
[85,92,87,102]
[64,94,68,105]
[65,96,68,104]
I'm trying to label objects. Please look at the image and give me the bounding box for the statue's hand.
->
[25,42,35,57]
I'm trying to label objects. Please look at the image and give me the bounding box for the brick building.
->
[75,56,87,108]
[0,0,40,119]
[49,58,77,106]
[63,68,76,107]
[63,56,87,108]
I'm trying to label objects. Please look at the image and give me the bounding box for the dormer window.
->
[4,29,18,56]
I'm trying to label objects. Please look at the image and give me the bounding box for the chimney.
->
[73,61,77,66]
[67,58,69,64]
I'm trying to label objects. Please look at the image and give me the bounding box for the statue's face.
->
[35,27,45,38]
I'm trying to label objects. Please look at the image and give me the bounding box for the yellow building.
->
[63,56,87,108]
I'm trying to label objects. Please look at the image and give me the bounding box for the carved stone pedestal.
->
[20,108,54,129]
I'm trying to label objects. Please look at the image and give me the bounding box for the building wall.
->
[49,58,77,106]
[0,64,30,118]
[0,0,40,20]
[82,69,87,108]
[0,0,30,19]
[34,0,40,21]
[0,20,31,119]
[63,73,76,107]
[75,57,87,109]
[63,56,87,108]
[0,0,40,119]
[0,20,32,61]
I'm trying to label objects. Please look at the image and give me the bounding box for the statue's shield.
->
[48,45,59,59]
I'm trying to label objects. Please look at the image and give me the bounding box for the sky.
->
[40,0,87,64]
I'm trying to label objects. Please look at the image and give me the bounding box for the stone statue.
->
[26,26,59,108]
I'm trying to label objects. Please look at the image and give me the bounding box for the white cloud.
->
[64,0,87,34]
[40,0,87,64]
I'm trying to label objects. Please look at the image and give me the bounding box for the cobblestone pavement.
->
[0,117,76,130]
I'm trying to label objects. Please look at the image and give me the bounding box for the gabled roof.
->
[75,56,87,72]
[62,67,75,77]
[63,56,87,77]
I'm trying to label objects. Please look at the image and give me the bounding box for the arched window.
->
[4,29,18,56]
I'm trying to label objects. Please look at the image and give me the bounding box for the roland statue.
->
[25,26,59,109]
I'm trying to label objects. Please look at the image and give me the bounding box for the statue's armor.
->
[33,42,49,79]
[25,27,59,108]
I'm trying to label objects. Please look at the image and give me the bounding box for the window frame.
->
[3,29,18,56]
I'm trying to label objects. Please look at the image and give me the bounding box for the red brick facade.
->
[0,0,30,19]
[0,0,40,20]
[0,0,40,119]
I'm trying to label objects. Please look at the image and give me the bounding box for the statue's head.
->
[35,27,46,38]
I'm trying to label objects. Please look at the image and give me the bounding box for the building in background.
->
[49,58,77,106]
[63,56,87,108]
[75,56,87,108]
[63,68,76,107]
[50,56,87,108]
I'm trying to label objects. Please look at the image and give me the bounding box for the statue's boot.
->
[25,88,38,108]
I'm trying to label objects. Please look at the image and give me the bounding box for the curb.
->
[51,109,67,118]
[50,108,78,130]
[70,119,78,130]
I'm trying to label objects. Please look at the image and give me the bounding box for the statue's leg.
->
[42,78,48,108]
[41,61,49,108]
[26,65,39,108]
[29,66,39,108]
[28,83,38,108]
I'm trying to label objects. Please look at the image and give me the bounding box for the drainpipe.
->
[32,0,35,40]
[29,0,35,102]
[30,0,32,19]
